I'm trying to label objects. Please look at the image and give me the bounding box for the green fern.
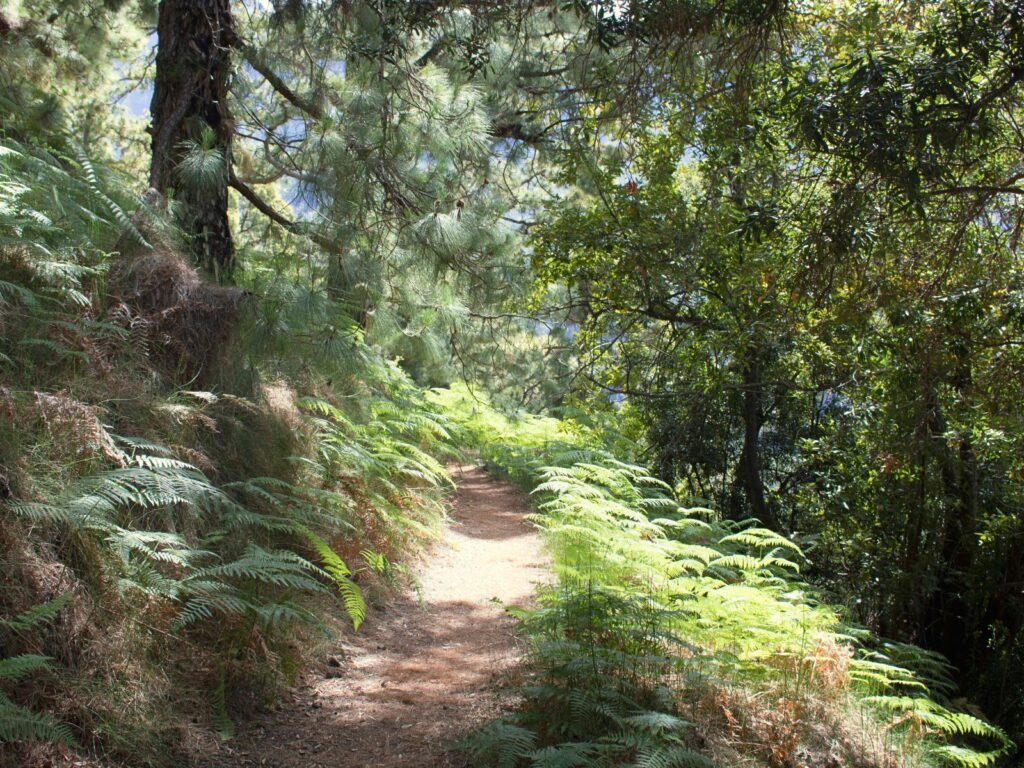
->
[528,742,607,767]
[296,527,366,630]
[9,448,361,642]
[861,695,1012,763]
[627,745,713,768]
[460,719,537,768]
[0,655,53,684]
[0,594,71,633]
[928,744,1014,768]
[0,595,78,748]
[0,701,77,747]
[446,392,1011,768]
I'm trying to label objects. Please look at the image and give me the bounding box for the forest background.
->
[1,0,1024,766]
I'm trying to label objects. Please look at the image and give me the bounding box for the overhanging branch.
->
[229,168,345,255]
[242,44,324,120]
[229,168,295,228]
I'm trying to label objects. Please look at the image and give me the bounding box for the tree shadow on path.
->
[194,465,548,768]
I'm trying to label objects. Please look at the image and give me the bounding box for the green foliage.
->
[8,449,357,633]
[0,596,78,748]
[465,581,713,768]
[455,396,1011,768]
[428,383,619,488]
[847,643,1012,766]
[0,704,77,749]
[0,64,459,753]
[0,129,152,389]
[520,0,1024,745]
[298,385,453,550]
[176,127,226,197]
[0,593,71,634]
[3,0,1023,762]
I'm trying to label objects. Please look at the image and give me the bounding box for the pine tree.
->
[150,0,236,277]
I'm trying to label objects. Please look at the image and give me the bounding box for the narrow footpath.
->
[199,464,548,768]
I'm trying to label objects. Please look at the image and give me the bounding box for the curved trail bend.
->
[200,465,547,768]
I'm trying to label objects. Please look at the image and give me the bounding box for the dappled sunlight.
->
[197,467,546,768]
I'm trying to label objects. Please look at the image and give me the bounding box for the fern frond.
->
[849,657,928,692]
[0,279,39,307]
[0,702,77,747]
[460,719,537,768]
[0,594,70,632]
[0,655,53,684]
[621,712,692,734]
[863,696,1011,741]
[629,744,714,768]
[718,528,804,556]
[528,742,605,767]
[297,527,366,630]
[929,744,1011,768]
[193,546,327,592]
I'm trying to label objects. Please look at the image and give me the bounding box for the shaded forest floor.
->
[196,465,548,768]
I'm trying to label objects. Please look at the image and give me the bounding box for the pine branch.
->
[242,45,324,120]
[489,120,547,145]
[414,36,448,69]
[228,168,346,256]
[228,167,295,229]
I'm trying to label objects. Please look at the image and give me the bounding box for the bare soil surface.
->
[196,465,547,768]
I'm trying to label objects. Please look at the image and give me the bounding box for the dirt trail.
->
[199,465,547,768]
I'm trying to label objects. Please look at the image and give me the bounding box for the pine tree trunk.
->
[150,0,235,278]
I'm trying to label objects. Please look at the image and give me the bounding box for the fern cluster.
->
[0,135,150,374]
[448,393,1012,768]
[0,377,456,751]
[299,379,454,551]
[1,377,456,753]
[1,90,465,758]
[8,439,365,634]
[428,383,610,489]
[464,581,713,768]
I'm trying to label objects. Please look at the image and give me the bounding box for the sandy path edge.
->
[194,464,547,768]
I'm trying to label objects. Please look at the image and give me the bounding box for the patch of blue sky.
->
[279,177,318,220]
[241,61,261,81]
[112,31,156,118]
[115,85,153,118]
[278,117,308,143]
[322,59,346,79]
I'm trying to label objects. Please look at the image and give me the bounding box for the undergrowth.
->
[0,595,77,748]
[0,111,457,765]
[439,391,1014,768]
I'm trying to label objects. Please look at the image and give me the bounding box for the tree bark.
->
[924,357,979,664]
[150,0,235,278]
[735,350,779,529]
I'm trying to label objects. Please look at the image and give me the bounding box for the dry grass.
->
[693,637,920,768]
[0,338,315,767]
[107,250,248,386]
